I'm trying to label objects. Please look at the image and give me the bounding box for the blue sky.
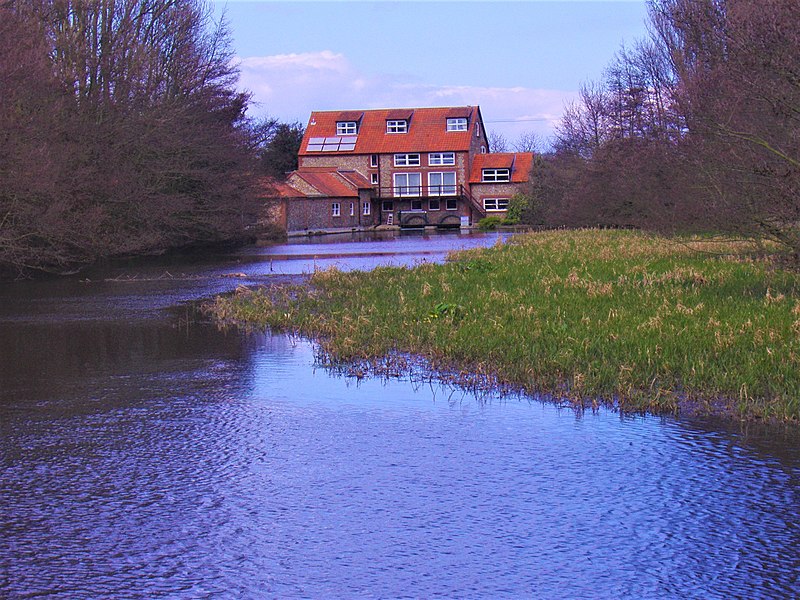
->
[213,1,650,144]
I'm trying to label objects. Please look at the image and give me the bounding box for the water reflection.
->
[1,233,799,599]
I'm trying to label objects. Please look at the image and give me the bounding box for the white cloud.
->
[236,50,577,142]
[239,50,349,73]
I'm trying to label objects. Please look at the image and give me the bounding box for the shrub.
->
[477,216,504,231]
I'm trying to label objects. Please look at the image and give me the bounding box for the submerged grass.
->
[209,229,800,421]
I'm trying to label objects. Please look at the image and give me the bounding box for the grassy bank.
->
[209,229,800,421]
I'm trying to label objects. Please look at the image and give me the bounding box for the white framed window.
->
[429,198,440,211]
[428,172,457,196]
[393,173,421,197]
[445,198,458,210]
[429,152,455,166]
[481,146,487,154]
[363,201,371,216]
[394,153,420,167]
[350,202,355,216]
[482,168,510,182]
[484,198,510,211]
[336,121,357,135]
[446,117,467,131]
[370,173,379,185]
[331,202,341,217]
[370,154,378,167]
[387,119,408,133]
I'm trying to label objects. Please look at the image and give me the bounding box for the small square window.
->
[387,119,408,133]
[337,121,357,135]
[382,200,394,211]
[429,199,440,211]
[446,117,467,131]
[446,198,458,210]
[411,200,423,210]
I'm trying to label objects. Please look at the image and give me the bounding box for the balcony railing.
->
[373,184,486,217]
[382,184,458,197]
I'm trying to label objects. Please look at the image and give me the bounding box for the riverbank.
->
[209,229,800,422]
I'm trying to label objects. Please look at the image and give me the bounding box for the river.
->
[1,231,798,599]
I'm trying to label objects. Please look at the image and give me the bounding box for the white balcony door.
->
[428,172,457,196]
[393,173,421,197]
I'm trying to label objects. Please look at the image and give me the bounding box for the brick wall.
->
[377,151,471,194]
[469,182,527,213]
[300,154,370,172]
[286,195,378,232]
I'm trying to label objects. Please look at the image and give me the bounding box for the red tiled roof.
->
[295,172,358,197]
[469,152,535,184]
[445,107,472,119]
[337,111,364,122]
[385,109,414,121]
[335,170,372,189]
[300,106,482,156]
[260,177,303,198]
[276,168,373,199]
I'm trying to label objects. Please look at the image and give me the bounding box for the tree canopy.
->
[0,0,258,276]
[528,0,800,259]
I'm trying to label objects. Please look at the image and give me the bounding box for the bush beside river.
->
[209,229,800,422]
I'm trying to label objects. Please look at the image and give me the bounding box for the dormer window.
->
[337,121,357,135]
[446,117,468,131]
[482,168,510,182]
[387,120,408,133]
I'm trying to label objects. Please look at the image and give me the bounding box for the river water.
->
[1,231,798,599]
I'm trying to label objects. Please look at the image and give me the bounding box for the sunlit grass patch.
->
[208,229,800,422]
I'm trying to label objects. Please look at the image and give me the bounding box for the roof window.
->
[482,168,510,182]
[387,120,408,134]
[336,121,358,135]
[446,117,468,131]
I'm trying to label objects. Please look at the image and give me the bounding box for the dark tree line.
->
[523,0,800,259]
[0,0,261,277]
[251,117,304,180]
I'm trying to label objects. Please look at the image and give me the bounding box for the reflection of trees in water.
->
[0,315,259,411]
[677,414,800,475]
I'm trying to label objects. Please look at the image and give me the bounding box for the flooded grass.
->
[208,229,800,421]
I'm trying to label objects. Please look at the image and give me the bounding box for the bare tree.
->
[513,131,541,153]
[652,0,800,255]
[0,0,259,276]
[488,131,508,153]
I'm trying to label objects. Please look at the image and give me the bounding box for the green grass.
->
[209,229,800,421]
